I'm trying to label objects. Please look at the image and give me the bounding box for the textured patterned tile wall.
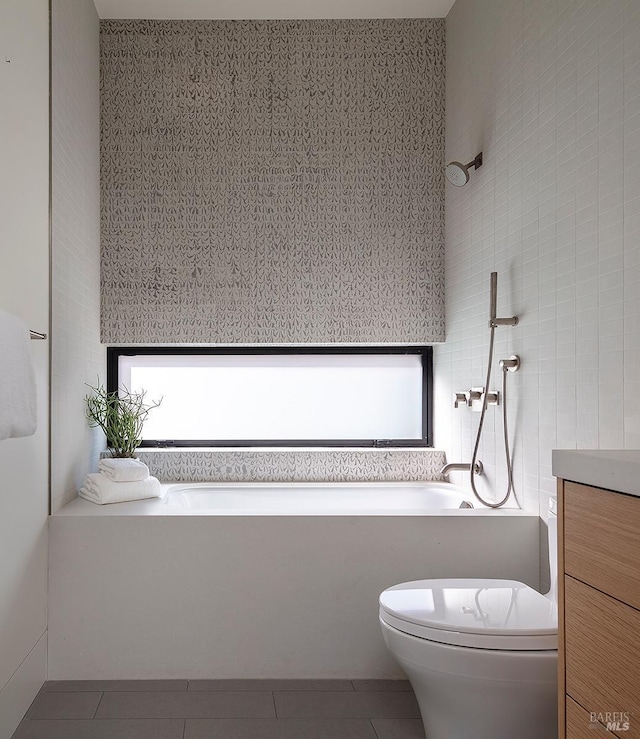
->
[51,0,105,512]
[136,449,446,483]
[100,19,446,344]
[436,0,640,513]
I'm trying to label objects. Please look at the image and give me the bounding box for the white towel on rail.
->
[98,457,150,482]
[0,310,37,441]
[79,473,162,505]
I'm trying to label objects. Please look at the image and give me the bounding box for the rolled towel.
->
[80,473,162,505]
[99,457,150,482]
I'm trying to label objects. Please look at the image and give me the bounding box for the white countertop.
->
[552,450,640,497]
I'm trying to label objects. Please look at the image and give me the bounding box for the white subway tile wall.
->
[51,0,104,512]
[436,0,640,513]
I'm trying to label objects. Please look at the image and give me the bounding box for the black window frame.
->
[107,346,433,449]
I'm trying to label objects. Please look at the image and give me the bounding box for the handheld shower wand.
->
[469,273,519,509]
[489,272,518,327]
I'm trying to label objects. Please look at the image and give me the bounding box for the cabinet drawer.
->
[566,697,607,738]
[565,576,640,737]
[564,481,640,610]
[567,696,631,738]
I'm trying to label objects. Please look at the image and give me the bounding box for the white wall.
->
[51,0,103,513]
[0,1,50,735]
[437,0,640,515]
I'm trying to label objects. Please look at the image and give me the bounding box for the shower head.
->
[445,152,483,187]
[445,162,470,187]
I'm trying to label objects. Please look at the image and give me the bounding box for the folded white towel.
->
[0,310,37,442]
[98,457,150,482]
[80,473,162,505]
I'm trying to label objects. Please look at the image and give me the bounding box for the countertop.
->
[552,450,640,497]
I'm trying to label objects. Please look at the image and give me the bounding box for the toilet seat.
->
[379,578,557,651]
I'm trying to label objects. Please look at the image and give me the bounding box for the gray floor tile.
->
[274,691,421,719]
[186,718,378,739]
[371,719,426,739]
[351,681,412,692]
[95,690,276,719]
[25,692,103,720]
[11,719,185,739]
[189,679,353,692]
[44,680,188,692]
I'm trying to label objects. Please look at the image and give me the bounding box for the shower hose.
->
[469,325,516,509]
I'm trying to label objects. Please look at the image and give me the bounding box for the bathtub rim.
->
[55,481,532,517]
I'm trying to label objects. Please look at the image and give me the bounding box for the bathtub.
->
[49,481,540,680]
[163,481,475,514]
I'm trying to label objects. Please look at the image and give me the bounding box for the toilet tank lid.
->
[379,578,557,646]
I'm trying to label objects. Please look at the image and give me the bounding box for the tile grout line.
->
[92,691,105,719]
[369,717,382,739]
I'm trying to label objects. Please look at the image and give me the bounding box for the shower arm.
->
[489,272,518,328]
[465,152,483,171]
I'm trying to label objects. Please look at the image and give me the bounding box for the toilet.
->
[379,503,558,739]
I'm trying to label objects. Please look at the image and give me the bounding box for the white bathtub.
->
[163,481,474,514]
[50,482,539,680]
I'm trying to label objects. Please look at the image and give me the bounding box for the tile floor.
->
[11,680,425,738]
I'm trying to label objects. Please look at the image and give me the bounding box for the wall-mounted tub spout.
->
[440,461,483,476]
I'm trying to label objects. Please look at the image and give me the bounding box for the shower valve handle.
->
[454,392,468,408]
[454,388,499,410]
[484,391,500,405]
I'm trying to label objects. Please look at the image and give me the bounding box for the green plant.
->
[85,382,162,458]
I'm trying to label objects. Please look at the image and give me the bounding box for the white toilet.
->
[379,504,558,739]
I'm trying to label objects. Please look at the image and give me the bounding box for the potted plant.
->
[85,382,161,458]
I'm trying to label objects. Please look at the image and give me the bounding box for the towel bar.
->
[29,330,47,340]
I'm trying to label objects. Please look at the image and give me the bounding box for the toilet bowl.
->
[379,506,558,739]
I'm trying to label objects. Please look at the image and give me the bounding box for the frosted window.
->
[117,353,426,443]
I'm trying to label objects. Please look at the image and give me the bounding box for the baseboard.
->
[0,631,47,739]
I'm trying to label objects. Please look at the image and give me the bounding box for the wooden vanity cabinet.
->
[558,479,640,738]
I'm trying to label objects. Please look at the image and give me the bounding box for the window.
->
[107,347,432,448]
